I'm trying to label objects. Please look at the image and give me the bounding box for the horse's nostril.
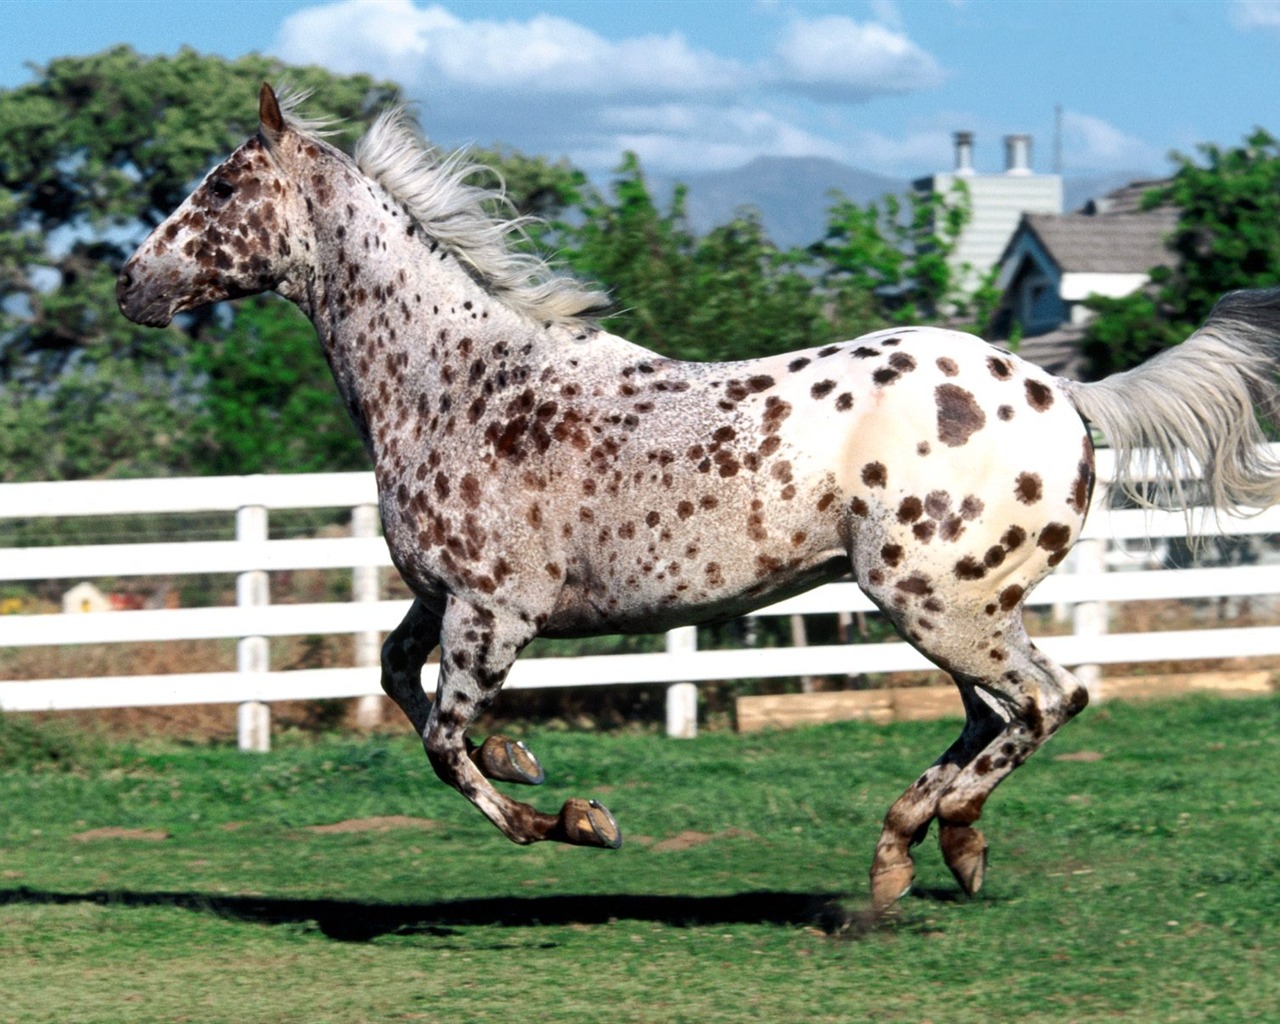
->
[117,270,134,293]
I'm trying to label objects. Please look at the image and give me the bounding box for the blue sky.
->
[6,0,1280,181]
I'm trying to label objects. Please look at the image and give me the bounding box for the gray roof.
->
[1080,176,1172,212]
[1079,178,1171,215]
[1023,209,1179,275]
[1004,325,1088,380]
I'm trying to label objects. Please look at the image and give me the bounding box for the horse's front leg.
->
[422,595,622,849]
[381,598,545,786]
[380,598,439,734]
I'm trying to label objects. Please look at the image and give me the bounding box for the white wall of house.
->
[942,173,1062,291]
[1059,271,1151,302]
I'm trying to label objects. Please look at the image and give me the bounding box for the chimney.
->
[1004,134,1032,175]
[953,131,975,175]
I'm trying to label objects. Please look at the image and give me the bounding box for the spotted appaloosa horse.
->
[119,85,1280,915]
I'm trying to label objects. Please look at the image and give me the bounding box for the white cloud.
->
[271,1,948,175]
[1060,111,1163,172]
[268,2,1165,184]
[275,0,743,100]
[869,0,905,33]
[847,126,955,174]
[1231,0,1280,28]
[771,14,947,103]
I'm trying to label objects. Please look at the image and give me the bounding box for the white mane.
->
[343,108,609,326]
[274,85,343,140]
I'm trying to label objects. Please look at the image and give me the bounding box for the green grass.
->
[2,695,1279,1023]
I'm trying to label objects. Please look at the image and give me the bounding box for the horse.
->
[118,84,1280,915]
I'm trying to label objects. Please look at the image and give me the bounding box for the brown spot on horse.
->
[1025,378,1055,411]
[1015,472,1043,504]
[935,384,986,447]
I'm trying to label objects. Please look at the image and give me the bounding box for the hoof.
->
[940,824,988,896]
[471,735,545,786]
[556,797,622,849]
[869,860,914,914]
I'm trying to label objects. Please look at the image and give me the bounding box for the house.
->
[994,203,1177,335]
[991,181,1177,376]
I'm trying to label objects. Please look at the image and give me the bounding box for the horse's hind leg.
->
[933,633,1089,894]
[419,595,621,849]
[381,598,545,786]
[869,684,1006,910]
[869,610,1088,911]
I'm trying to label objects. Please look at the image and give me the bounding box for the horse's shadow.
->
[1,886,862,942]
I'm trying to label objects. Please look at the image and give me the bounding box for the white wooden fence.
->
[2,455,1279,749]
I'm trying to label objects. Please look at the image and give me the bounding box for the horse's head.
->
[118,84,313,327]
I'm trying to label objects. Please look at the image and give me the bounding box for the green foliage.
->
[813,193,907,331]
[189,297,368,475]
[0,48,399,480]
[564,154,835,362]
[1159,129,1280,313]
[681,215,834,361]
[562,154,694,354]
[0,45,397,380]
[815,179,975,337]
[1080,290,1185,379]
[471,145,593,223]
[1084,129,1280,377]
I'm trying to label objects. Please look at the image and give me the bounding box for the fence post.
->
[351,503,383,730]
[664,626,698,738]
[1071,536,1106,703]
[236,504,271,752]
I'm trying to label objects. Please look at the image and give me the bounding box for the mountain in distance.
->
[652,157,1160,250]
[657,156,906,250]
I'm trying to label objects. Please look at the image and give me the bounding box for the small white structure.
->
[63,581,111,614]
[915,131,1064,295]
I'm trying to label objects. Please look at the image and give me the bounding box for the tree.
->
[564,154,833,362]
[0,46,398,382]
[188,297,369,475]
[814,179,977,339]
[0,49,656,481]
[0,47,400,479]
[1083,129,1280,377]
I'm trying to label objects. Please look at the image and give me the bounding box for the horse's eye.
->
[209,177,236,202]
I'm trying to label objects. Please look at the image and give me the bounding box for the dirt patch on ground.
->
[70,827,170,842]
[1055,750,1105,762]
[300,815,438,835]
[650,827,754,853]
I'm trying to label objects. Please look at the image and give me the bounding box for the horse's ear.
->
[259,82,286,139]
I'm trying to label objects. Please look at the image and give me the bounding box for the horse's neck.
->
[292,161,650,463]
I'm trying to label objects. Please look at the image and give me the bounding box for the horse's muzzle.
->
[116,264,174,327]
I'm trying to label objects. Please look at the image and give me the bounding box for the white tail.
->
[1062,287,1280,517]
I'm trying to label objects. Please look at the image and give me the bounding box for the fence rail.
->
[3,452,1279,748]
